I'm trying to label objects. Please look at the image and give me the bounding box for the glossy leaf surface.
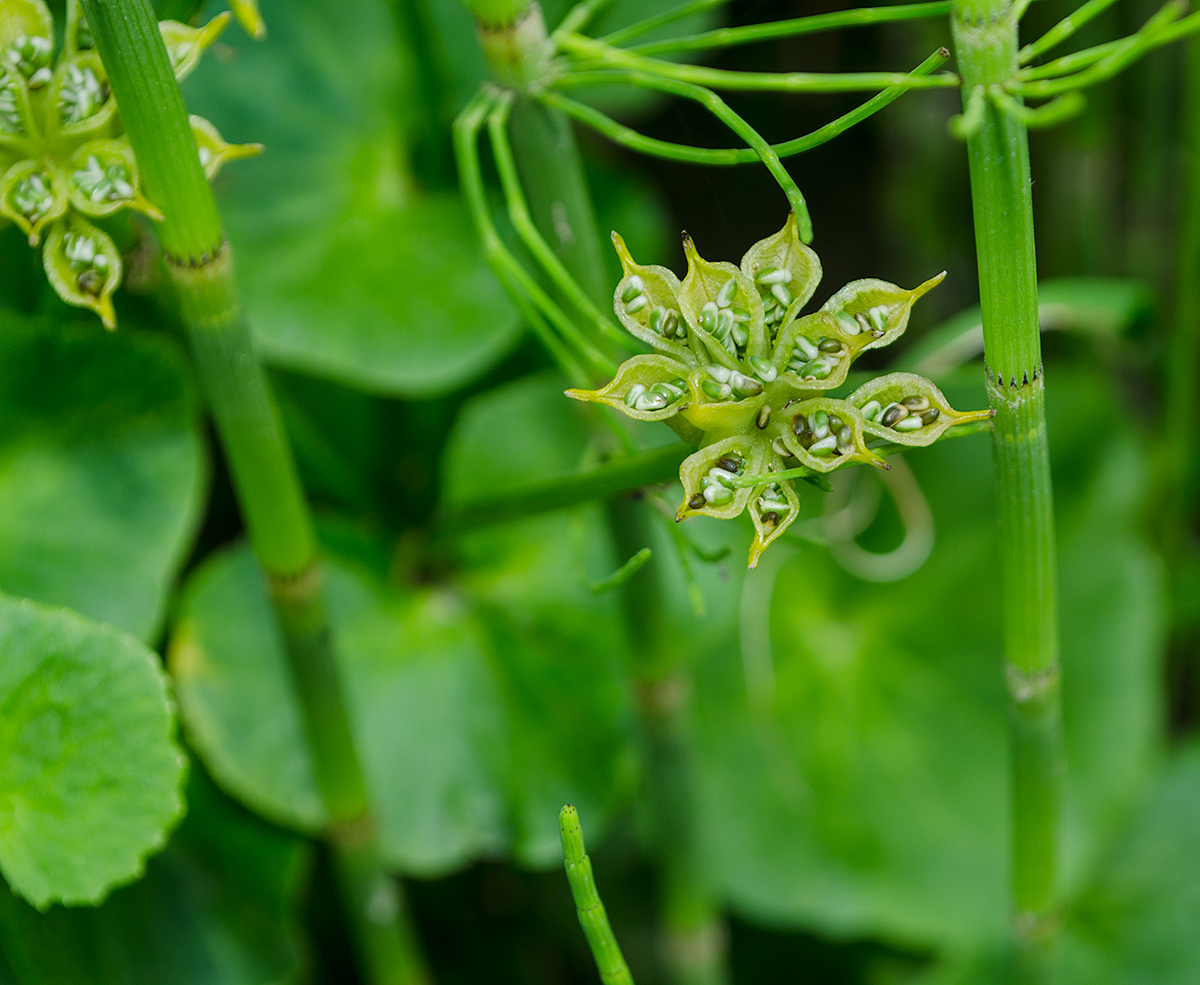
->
[0,594,185,907]
[184,0,521,397]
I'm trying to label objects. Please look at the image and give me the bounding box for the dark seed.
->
[828,415,843,433]
[716,456,741,473]
[760,511,779,527]
[755,405,771,430]
[689,493,706,509]
[791,414,808,437]
[901,395,930,412]
[881,403,908,427]
[921,406,941,425]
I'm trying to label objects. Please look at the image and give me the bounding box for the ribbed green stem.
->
[560,805,636,985]
[472,8,728,982]
[951,0,1063,961]
[81,3,428,982]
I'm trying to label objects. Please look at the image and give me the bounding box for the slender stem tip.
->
[560,804,587,861]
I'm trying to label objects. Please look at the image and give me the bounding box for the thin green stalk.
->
[592,547,654,594]
[453,89,610,385]
[951,0,1063,967]
[436,442,691,533]
[596,0,728,48]
[554,0,618,39]
[542,49,948,166]
[560,32,961,92]
[553,68,812,240]
[1016,37,1123,80]
[486,92,632,352]
[560,806,636,985]
[627,2,951,57]
[80,3,427,982]
[1019,0,1121,62]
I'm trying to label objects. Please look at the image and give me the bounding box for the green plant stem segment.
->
[560,806,636,985]
[79,2,428,982]
[951,0,1064,961]
[470,7,729,983]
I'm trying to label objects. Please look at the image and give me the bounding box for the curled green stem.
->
[551,68,811,239]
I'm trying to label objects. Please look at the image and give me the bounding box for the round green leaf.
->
[0,769,307,985]
[0,313,205,642]
[691,366,1164,948]
[183,0,521,397]
[0,593,186,907]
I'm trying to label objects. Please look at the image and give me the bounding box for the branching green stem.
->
[542,50,948,166]
[990,88,1085,127]
[81,3,428,982]
[559,32,961,92]
[627,2,951,57]
[1013,1,1196,98]
[951,0,1062,964]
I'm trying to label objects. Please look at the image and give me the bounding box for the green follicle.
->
[72,154,132,203]
[191,115,263,180]
[57,61,108,125]
[160,14,231,82]
[5,34,53,87]
[10,170,53,223]
[1,74,27,136]
[63,228,110,292]
[567,217,986,566]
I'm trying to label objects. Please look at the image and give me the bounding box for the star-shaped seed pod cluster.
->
[0,0,260,327]
[567,215,993,568]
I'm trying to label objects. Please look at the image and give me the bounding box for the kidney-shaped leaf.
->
[183,0,520,397]
[0,593,186,907]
